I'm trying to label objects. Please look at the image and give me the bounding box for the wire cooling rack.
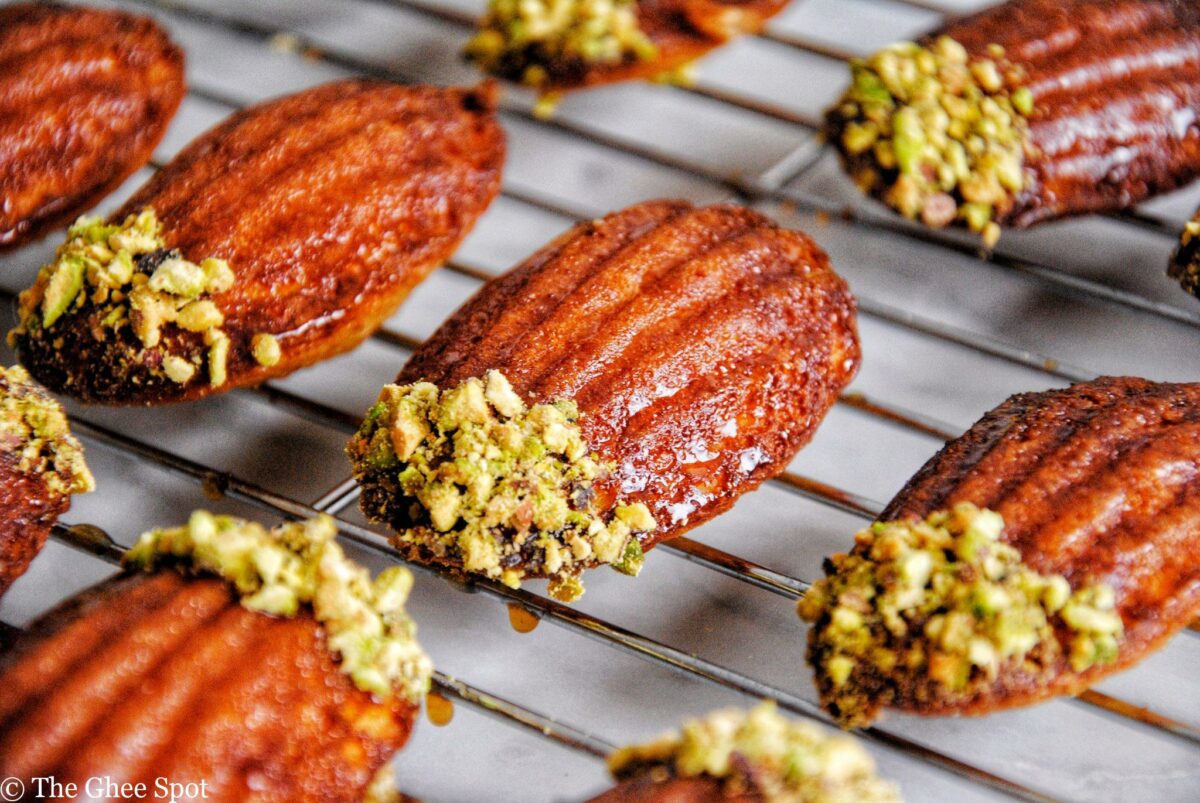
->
[1,0,1198,800]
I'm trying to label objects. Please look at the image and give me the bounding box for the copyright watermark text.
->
[2,776,209,801]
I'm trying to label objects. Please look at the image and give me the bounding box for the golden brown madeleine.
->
[349,200,859,600]
[0,3,184,251]
[799,377,1200,728]
[9,79,505,405]
[0,512,432,803]
[464,0,788,100]
[826,0,1200,245]
[0,365,92,596]
[589,703,899,802]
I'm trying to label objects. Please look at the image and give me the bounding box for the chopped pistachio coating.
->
[9,209,279,388]
[348,370,656,602]
[828,37,1034,246]
[608,702,900,802]
[0,365,93,497]
[797,503,1123,728]
[464,0,658,91]
[125,511,433,702]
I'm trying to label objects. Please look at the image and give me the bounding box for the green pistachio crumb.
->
[652,61,698,87]
[348,370,658,601]
[547,574,585,602]
[7,209,266,389]
[206,330,230,388]
[176,300,224,332]
[533,92,564,120]
[608,702,900,802]
[201,257,236,292]
[797,503,1123,728]
[251,332,282,367]
[124,510,433,702]
[829,36,1034,243]
[464,0,658,92]
[1011,86,1034,116]
[162,354,197,385]
[148,257,207,298]
[0,365,93,497]
[41,255,86,329]
[612,536,645,577]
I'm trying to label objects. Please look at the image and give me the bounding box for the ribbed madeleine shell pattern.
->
[940,0,1200,228]
[400,200,860,557]
[0,573,416,802]
[16,79,504,405]
[0,3,185,250]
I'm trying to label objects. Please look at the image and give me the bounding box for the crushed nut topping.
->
[464,0,658,92]
[0,365,93,497]
[125,511,433,702]
[348,370,656,602]
[608,702,900,802]
[827,37,1034,247]
[251,332,282,367]
[797,503,1123,728]
[9,209,279,387]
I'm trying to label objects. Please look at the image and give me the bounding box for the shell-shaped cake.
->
[11,80,505,405]
[466,0,789,96]
[351,200,859,599]
[884,376,1200,668]
[0,513,431,803]
[827,0,1200,243]
[0,3,185,250]
[0,365,92,597]
[801,377,1200,726]
[590,703,898,802]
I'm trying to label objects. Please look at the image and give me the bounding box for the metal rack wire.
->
[315,0,1200,331]
[2,0,1198,801]
[42,414,1053,801]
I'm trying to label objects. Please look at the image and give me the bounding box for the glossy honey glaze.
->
[940,0,1200,227]
[15,79,505,404]
[0,3,185,250]
[397,200,860,563]
[878,376,1200,715]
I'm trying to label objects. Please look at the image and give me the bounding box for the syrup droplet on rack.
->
[67,523,122,561]
[68,523,109,545]
[201,471,229,501]
[507,603,541,634]
[426,692,454,726]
